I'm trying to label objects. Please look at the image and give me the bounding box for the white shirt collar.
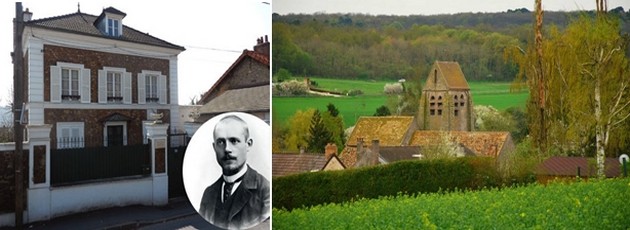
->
[223,164,248,183]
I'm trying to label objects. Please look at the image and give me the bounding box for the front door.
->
[107,125,124,146]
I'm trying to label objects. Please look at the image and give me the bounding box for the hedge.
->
[272,157,528,211]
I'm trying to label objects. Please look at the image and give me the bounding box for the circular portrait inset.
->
[183,112,271,229]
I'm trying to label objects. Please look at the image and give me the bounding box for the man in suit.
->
[199,115,270,229]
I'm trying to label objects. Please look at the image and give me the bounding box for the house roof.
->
[198,50,270,104]
[410,131,511,157]
[434,61,469,90]
[26,10,185,51]
[272,153,327,177]
[198,85,269,115]
[379,146,422,163]
[346,116,415,147]
[536,156,621,177]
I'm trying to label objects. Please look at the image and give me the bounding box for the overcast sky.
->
[273,0,630,15]
[1,0,271,106]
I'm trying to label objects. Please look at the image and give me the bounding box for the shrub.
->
[274,80,309,96]
[346,89,363,96]
[383,83,404,94]
[273,157,516,211]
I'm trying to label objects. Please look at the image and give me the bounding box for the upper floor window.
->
[50,62,90,103]
[98,67,131,104]
[107,18,120,37]
[62,68,80,101]
[107,72,123,102]
[138,70,167,105]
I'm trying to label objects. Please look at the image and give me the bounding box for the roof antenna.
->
[77,2,81,12]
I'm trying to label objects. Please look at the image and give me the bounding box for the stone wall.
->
[43,45,170,104]
[0,150,28,214]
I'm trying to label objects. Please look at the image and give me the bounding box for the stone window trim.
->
[50,62,91,103]
[138,70,167,105]
[103,121,128,147]
[56,122,85,149]
[98,67,132,104]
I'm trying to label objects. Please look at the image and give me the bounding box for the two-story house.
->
[22,6,184,149]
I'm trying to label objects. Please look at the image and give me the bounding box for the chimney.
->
[23,8,32,21]
[325,143,337,160]
[253,35,269,58]
[299,147,305,155]
[371,139,380,165]
[356,138,364,155]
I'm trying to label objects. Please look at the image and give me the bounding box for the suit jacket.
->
[199,166,270,229]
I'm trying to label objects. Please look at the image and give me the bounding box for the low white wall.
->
[49,177,153,218]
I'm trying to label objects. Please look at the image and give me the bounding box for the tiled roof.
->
[26,10,184,50]
[198,49,269,104]
[272,153,327,177]
[198,85,269,115]
[410,131,510,157]
[435,61,469,90]
[346,116,415,147]
[339,147,358,168]
[379,146,422,163]
[536,156,621,177]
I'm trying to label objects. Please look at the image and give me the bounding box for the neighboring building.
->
[272,143,345,177]
[196,36,270,124]
[536,156,622,183]
[3,5,184,226]
[417,61,474,131]
[339,61,514,168]
[23,6,185,148]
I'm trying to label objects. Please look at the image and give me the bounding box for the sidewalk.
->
[9,197,201,230]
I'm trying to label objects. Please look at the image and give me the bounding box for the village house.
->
[536,156,623,183]
[1,5,184,226]
[193,36,270,126]
[272,143,345,177]
[339,61,515,168]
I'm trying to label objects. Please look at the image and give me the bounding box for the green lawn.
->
[273,79,529,128]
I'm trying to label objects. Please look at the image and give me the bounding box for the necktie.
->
[223,176,244,203]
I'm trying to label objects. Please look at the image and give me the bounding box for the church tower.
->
[417,61,473,131]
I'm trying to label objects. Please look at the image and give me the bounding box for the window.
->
[430,109,435,116]
[430,96,435,101]
[107,18,120,36]
[57,122,84,149]
[50,62,90,103]
[107,72,123,102]
[437,102,443,107]
[145,75,159,103]
[460,102,465,107]
[454,110,459,116]
[61,68,80,101]
[437,109,442,116]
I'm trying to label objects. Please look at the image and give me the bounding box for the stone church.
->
[338,61,514,168]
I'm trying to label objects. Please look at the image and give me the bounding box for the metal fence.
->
[51,144,150,186]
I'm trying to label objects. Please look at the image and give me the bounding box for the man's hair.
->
[215,115,249,140]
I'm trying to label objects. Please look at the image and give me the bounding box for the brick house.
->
[3,5,185,225]
[23,7,185,148]
[195,36,270,124]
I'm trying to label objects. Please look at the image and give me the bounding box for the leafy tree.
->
[326,103,339,117]
[274,68,292,83]
[373,105,391,116]
[284,109,316,151]
[307,110,333,153]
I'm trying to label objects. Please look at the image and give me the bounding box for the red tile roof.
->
[346,116,415,147]
[272,153,327,177]
[410,131,511,157]
[536,156,621,177]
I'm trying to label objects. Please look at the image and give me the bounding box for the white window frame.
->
[56,122,85,149]
[107,18,120,37]
[50,62,90,103]
[61,68,80,99]
[138,70,167,105]
[98,67,131,104]
[103,121,128,147]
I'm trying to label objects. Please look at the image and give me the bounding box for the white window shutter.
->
[80,69,91,103]
[123,72,132,104]
[137,73,146,104]
[158,75,167,104]
[98,70,107,103]
[50,65,61,103]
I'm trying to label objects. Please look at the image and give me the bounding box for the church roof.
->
[433,61,470,90]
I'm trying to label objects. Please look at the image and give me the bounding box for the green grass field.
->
[273,77,529,128]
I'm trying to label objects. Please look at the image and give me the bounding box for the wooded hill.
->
[272,7,630,82]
